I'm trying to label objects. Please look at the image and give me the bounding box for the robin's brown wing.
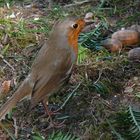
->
[30,45,73,108]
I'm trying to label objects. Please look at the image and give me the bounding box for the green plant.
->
[77,45,88,64]
[31,131,45,140]
[93,81,111,97]
[79,17,109,51]
[108,106,140,140]
[107,120,124,140]
[127,106,140,140]
[48,131,80,140]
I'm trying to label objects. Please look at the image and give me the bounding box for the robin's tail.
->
[0,77,33,120]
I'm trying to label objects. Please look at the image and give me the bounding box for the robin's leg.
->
[42,100,65,128]
[42,99,60,116]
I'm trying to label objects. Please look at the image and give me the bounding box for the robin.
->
[0,17,85,127]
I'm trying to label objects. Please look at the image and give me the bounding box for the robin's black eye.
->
[72,24,78,29]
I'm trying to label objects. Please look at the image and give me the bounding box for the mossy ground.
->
[0,0,140,139]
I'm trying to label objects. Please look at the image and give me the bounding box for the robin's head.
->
[53,17,85,36]
[51,18,85,54]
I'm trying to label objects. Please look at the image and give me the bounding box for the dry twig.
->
[59,82,82,110]
[0,55,15,71]
[64,0,93,8]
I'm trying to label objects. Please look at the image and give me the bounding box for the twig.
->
[0,54,15,71]
[0,122,16,140]
[59,82,82,110]
[64,0,93,8]
[13,117,18,139]
[94,69,103,84]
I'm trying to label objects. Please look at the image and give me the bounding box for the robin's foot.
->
[38,110,61,120]
[47,109,61,116]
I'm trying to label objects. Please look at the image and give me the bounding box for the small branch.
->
[13,117,18,139]
[94,69,103,84]
[0,122,16,140]
[0,54,15,71]
[59,82,82,110]
[64,0,93,8]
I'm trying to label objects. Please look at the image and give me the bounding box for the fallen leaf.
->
[0,80,11,100]
[0,128,7,140]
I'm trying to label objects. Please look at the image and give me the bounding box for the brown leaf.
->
[0,128,7,140]
[0,80,11,99]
